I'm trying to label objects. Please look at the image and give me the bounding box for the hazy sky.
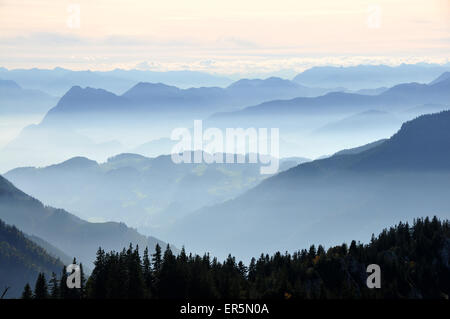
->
[1,0,449,75]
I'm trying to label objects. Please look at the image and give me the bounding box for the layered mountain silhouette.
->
[429,71,450,85]
[0,218,64,298]
[40,77,335,126]
[0,76,332,171]
[168,111,450,259]
[213,75,450,120]
[2,71,449,172]
[293,64,450,89]
[5,152,308,238]
[0,174,171,267]
[0,67,233,96]
[2,64,448,96]
[0,79,57,115]
[332,139,387,156]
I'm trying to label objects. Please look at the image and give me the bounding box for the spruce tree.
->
[152,243,162,273]
[33,273,49,299]
[142,246,153,297]
[59,265,69,299]
[87,247,106,299]
[127,245,145,298]
[79,263,86,299]
[65,257,84,299]
[151,243,162,296]
[49,272,59,299]
[21,283,33,299]
[67,257,80,299]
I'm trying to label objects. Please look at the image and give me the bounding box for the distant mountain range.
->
[40,77,336,125]
[293,64,450,90]
[213,75,450,119]
[0,79,58,115]
[2,63,449,96]
[429,72,450,85]
[4,152,309,238]
[353,87,388,95]
[0,67,234,95]
[0,174,172,267]
[1,70,449,172]
[51,74,450,126]
[0,76,337,170]
[168,111,450,259]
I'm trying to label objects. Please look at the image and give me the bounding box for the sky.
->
[0,0,449,76]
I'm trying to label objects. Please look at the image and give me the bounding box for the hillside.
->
[4,152,306,238]
[0,79,57,115]
[40,77,335,126]
[30,217,450,299]
[332,139,387,156]
[168,111,450,259]
[430,72,450,85]
[0,67,233,96]
[213,76,450,120]
[0,175,172,267]
[0,219,64,298]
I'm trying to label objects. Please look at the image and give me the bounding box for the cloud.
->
[0,32,84,45]
[215,37,261,49]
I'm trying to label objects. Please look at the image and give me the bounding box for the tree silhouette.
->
[33,273,48,299]
[21,284,32,299]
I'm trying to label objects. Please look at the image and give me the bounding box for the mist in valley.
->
[1,65,450,265]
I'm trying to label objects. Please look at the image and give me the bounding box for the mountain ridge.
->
[0,218,64,298]
[168,111,450,259]
[0,174,173,267]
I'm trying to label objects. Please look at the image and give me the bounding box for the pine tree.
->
[157,244,179,298]
[142,246,153,297]
[317,245,326,256]
[349,240,357,256]
[248,258,256,282]
[86,247,106,299]
[49,272,59,299]
[152,243,162,273]
[79,263,86,299]
[151,243,162,296]
[308,245,316,258]
[127,244,146,298]
[21,283,33,299]
[33,273,49,299]
[63,258,81,299]
[59,265,69,299]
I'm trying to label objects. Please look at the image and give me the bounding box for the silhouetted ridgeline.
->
[170,111,450,259]
[0,174,172,267]
[0,219,64,298]
[24,217,449,299]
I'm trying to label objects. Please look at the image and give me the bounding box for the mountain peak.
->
[0,79,21,90]
[122,82,180,98]
[391,110,450,144]
[48,156,98,170]
[227,77,298,89]
[43,86,123,118]
[107,153,148,163]
[430,72,450,85]
[63,85,116,98]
